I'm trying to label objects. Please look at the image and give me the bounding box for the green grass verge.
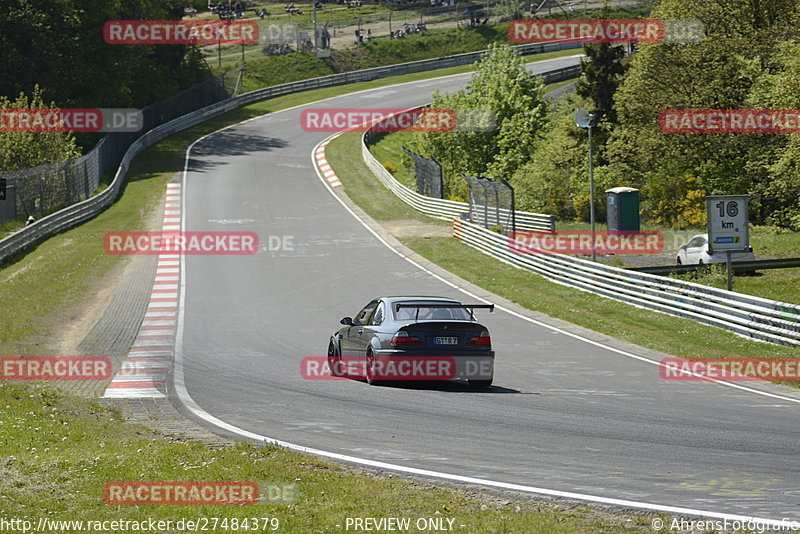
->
[683,263,800,305]
[325,130,800,361]
[364,131,418,190]
[0,53,662,532]
[240,53,336,93]
[327,25,509,72]
[679,228,800,304]
[0,149,171,353]
[0,383,658,532]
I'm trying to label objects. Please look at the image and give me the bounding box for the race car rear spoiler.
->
[395,303,494,311]
[394,303,494,321]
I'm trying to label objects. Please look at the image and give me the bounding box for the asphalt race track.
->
[173,54,800,521]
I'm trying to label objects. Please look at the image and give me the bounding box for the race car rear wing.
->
[394,303,494,321]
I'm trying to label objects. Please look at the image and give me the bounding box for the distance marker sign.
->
[706,195,749,254]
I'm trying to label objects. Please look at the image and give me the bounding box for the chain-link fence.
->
[401,146,443,198]
[462,174,515,233]
[201,0,650,64]
[0,68,242,225]
[205,2,477,61]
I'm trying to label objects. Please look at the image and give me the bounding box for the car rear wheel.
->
[328,340,343,377]
[365,349,384,386]
[468,379,492,388]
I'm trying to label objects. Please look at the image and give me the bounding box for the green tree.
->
[747,40,800,230]
[604,0,799,227]
[511,96,622,221]
[410,45,549,199]
[0,0,208,111]
[576,43,627,124]
[0,87,80,171]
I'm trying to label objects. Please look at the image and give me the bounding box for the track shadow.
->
[339,375,529,394]
[383,380,528,394]
[188,130,289,172]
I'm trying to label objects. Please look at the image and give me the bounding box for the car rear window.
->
[393,303,473,321]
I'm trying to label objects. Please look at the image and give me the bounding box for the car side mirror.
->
[340,317,353,326]
[679,244,687,250]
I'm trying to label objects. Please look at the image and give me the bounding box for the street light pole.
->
[588,121,595,262]
[313,1,318,51]
[573,108,597,261]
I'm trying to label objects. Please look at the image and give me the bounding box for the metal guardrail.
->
[0,73,236,226]
[363,138,557,231]
[0,98,243,265]
[359,64,581,232]
[0,41,581,265]
[631,258,800,275]
[453,218,800,346]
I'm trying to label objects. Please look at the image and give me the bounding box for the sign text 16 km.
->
[706,195,749,254]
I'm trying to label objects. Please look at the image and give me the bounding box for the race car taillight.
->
[467,331,491,346]
[391,331,422,346]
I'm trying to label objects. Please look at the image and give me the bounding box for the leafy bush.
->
[642,173,706,230]
[0,87,79,171]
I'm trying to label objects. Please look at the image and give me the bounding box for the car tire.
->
[676,257,682,265]
[468,379,493,388]
[365,349,384,386]
[328,339,343,377]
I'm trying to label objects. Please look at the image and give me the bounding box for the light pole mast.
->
[313,1,318,51]
[574,108,597,261]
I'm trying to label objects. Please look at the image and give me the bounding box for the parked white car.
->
[676,234,755,265]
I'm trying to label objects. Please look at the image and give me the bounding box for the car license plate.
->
[435,337,458,345]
